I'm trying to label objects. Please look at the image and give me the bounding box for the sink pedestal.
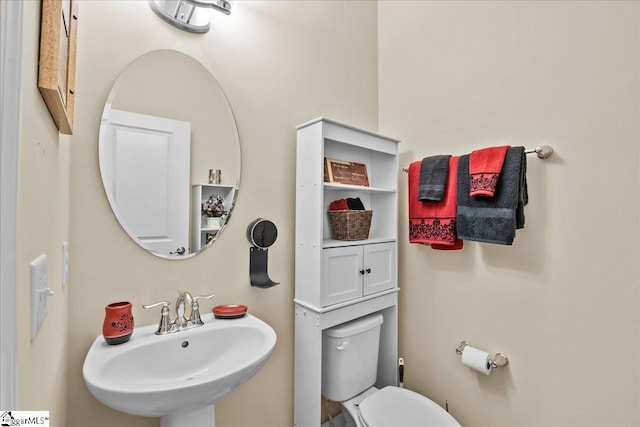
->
[160,404,215,427]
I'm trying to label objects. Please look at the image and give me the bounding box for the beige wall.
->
[67,1,378,427]
[379,1,639,426]
[16,1,70,425]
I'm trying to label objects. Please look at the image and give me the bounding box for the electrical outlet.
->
[62,241,69,288]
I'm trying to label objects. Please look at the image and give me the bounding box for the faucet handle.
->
[192,292,215,302]
[189,293,215,326]
[142,301,173,335]
[142,301,171,310]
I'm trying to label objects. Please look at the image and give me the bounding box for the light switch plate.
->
[30,254,53,340]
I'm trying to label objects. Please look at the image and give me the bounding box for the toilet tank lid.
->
[323,313,384,338]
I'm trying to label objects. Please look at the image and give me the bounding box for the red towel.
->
[469,145,510,197]
[408,156,462,248]
[329,199,349,211]
[431,239,464,251]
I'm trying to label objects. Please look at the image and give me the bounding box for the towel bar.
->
[455,341,509,369]
[402,145,553,172]
[524,145,554,159]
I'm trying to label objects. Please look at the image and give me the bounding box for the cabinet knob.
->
[366,268,371,274]
[359,269,365,275]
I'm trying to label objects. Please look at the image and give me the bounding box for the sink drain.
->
[181,341,189,348]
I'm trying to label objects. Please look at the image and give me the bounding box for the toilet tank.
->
[322,313,384,402]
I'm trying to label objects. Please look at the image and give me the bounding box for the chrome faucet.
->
[143,290,215,335]
[174,290,193,329]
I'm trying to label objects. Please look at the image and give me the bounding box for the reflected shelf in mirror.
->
[192,184,237,252]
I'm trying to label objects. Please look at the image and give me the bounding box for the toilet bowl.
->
[322,314,461,427]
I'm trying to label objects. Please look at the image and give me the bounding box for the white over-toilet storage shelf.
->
[294,117,400,426]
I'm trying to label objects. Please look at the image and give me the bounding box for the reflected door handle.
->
[366,268,371,274]
[170,247,186,255]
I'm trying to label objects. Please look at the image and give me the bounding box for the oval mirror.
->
[99,50,240,259]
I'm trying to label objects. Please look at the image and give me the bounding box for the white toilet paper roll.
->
[461,345,493,375]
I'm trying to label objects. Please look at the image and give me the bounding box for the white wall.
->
[379,1,639,426]
[67,2,378,426]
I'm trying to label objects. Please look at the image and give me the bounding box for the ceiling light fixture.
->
[149,0,231,34]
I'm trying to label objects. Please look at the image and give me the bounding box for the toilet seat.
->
[357,386,460,427]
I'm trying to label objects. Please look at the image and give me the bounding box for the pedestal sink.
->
[83,313,276,427]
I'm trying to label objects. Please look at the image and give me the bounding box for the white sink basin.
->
[83,313,276,426]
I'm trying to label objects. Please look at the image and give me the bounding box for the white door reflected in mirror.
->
[98,50,241,259]
[101,109,191,255]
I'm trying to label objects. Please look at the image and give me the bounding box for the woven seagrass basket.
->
[327,210,372,241]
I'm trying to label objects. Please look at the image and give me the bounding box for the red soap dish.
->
[213,304,248,319]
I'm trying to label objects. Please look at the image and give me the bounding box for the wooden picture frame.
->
[38,0,78,135]
[324,157,370,187]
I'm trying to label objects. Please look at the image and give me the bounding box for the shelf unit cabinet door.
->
[321,246,364,307]
[363,242,396,296]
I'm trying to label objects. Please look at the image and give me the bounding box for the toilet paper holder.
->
[455,341,509,369]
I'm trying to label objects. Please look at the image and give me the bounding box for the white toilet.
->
[322,313,461,427]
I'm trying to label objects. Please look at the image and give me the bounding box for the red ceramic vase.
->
[102,301,134,345]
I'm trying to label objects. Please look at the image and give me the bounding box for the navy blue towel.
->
[456,147,528,245]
